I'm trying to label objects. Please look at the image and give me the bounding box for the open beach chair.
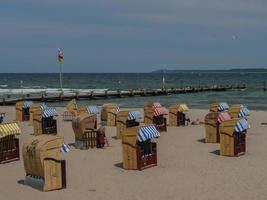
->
[101,103,118,122]
[219,118,250,156]
[106,105,120,126]
[121,125,160,170]
[144,102,168,131]
[22,135,66,191]
[16,101,33,122]
[0,122,21,164]
[116,110,141,139]
[205,112,231,143]
[33,105,58,135]
[72,113,106,149]
[63,99,78,121]
[228,104,250,119]
[169,104,189,126]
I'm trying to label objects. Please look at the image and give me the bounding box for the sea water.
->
[0,73,266,110]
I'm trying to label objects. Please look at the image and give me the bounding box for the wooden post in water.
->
[264,82,266,91]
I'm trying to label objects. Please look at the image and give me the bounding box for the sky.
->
[0,0,266,73]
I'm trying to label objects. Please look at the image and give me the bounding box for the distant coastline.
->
[152,68,267,73]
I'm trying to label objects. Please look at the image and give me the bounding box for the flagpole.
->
[59,62,63,91]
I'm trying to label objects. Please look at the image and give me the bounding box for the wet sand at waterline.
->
[0,106,267,200]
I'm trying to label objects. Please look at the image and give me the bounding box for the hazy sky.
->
[0,0,266,73]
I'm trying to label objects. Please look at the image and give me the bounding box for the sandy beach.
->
[0,106,267,200]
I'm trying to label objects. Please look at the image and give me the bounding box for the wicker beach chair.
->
[15,101,33,122]
[33,105,58,135]
[122,125,159,170]
[169,104,189,126]
[72,113,106,149]
[205,112,231,143]
[144,102,168,132]
[228,104,250,119]
[116,110,141,139]
[0,122,21,164]
[22,135,66,191]
[101,103,118,122]
[219,118,250,156]
[62,99,78,121]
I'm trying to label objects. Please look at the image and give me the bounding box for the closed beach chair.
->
[63,99,78,121]
[16,101,33,122]
[209,102,229,112]
[228,104,250,119]
[144,102,168,131]
[219,118,250,156]
[205,112,231,143]
[116,110,141,139]
[169,104,189,126]
[106,105,120,126]
[72,113,106,149]
[122,124,160,170]
[0,122,21,164]
[33,105,58,135]
[101,103,118,122]
[22,135,66,191]
[29,103,48,125]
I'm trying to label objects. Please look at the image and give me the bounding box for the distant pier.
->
[0,84,247,105]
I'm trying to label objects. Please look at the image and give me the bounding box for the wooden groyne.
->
[0,84,246,105]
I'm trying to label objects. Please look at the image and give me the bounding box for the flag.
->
[57,48,64,62]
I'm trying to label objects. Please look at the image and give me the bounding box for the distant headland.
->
[151,68,267,73]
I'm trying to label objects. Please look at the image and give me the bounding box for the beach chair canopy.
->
[178,104,189,112]
[153,102,162,108]
[217,112,231,123]
[40,103,48,110]
[235,118,250,133]
[0,122,21,138]
[42,107,58,118]
[239,107,250,117]
[137,125,160,142]
[154,107,168,116]
[127,110,142,120]
[22,101,33,109]
[218,102,229,111]
[86,106,99,114]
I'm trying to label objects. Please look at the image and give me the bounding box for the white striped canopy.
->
[137,125,160,142]
[218,102,229,111]
[239,107,250,117]
[86,106,99,114]
[22,101,33,108]
[235,119,250,133]
[42,107,58,118]
[127,110,141,120]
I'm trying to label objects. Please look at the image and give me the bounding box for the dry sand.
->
[0,106,267,200]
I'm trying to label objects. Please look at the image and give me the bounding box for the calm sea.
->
[0,73,266,110]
